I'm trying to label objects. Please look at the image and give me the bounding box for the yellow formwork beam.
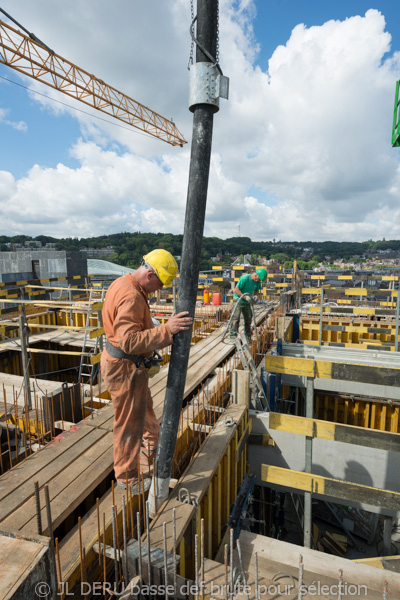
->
[265,355,400,387]
[302,321,396,334]
[302,339,396,351]
[302,287,398,298]
[268,412,400,452]
[306,306,378,315]
[261,464,400,511]
[353,555,400,568]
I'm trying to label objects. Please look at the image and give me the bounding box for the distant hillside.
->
[1,233,400,270]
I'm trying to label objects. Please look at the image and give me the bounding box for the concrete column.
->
[232,369,250,407]
[395,289,400,352]
[19,311,32,410]
[383,516,393,556]
[318,288,324,346]
[304,377,314,548]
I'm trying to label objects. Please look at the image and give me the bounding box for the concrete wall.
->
[0,251,87,282]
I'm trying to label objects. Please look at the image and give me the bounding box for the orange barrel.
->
[212,293,222,306]
[203,289,211,304]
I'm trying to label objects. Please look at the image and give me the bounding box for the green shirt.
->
[233,274,261,302]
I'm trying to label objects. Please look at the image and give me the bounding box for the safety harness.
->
[105,339,162,369]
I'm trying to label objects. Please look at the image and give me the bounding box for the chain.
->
[187,0,221,73]
[216,0,220,66]
[188,0,195,70]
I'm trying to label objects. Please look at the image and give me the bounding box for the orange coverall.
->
[101,274,173,485]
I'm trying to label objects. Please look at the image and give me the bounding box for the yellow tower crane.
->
[0,14,186,146]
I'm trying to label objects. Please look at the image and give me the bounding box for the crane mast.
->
[0,18,186,146]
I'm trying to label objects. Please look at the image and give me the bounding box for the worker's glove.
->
[144,350,163,378]
[147,364,161,378]
[251,295,258,304]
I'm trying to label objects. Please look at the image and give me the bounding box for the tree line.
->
[1,233,399,270]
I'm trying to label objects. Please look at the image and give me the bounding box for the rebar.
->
[224,544,229,600]
[172,507,177,597]
[163,522,169,600]
[114,502,122,583]
[102,513,107,584]
[78,516,84,584]
[44,484,53,540]
[195,533,199,600]
[201,517,205,594]
[230,528,234,599]
[112,504,118,586]
[34,480,42,535]
[236,539,250,600]
[255,551,259,600]
[338,569,343,600]
[146,500,152,588]
[3,388,13,468]
[96,498,101,567]
[298,554,304,600]
[137,511,143,595]
[55,537,62,587]
[122,497,128,582]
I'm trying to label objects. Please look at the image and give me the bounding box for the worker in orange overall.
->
[101,249,193,494]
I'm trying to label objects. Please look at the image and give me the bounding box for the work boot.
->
[116,477,151,495]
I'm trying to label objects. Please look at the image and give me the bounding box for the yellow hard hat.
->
[143,249,178,287]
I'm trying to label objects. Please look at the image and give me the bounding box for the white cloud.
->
[0,107,27,132]
[0,2,399,242]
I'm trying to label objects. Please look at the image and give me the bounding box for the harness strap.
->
[105,339,145,367]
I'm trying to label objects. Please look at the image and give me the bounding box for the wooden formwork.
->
[300,315,399,350]
[315,392,400,433]
[0,304,276,598]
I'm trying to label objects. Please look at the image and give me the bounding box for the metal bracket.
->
[178,487,198,507]
[224,414,236,427]
[189,62,229,113]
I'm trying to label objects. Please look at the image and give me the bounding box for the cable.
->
[0,7,53,53]
[0,74,154,139]
[35,366,79,378]
[221,294,260,348]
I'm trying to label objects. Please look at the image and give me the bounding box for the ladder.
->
[78,288,105,384]
[234,333,269,411]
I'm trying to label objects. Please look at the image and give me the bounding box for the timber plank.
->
[0,426,106,523]
[25,441,114,536]
[149,327,223,397]
[2,432,113,534]
[0,423,95,507]
[59,485,124,579]
[0,535,44,600]
[149,404,247,551]
[238,530,400,595]
[152,341,232,415]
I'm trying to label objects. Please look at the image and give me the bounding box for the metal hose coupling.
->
[147,475,170,518]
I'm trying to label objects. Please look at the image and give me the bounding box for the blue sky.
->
[0,74,81,177]
[253,0,399,65]
[0,0,400,242]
